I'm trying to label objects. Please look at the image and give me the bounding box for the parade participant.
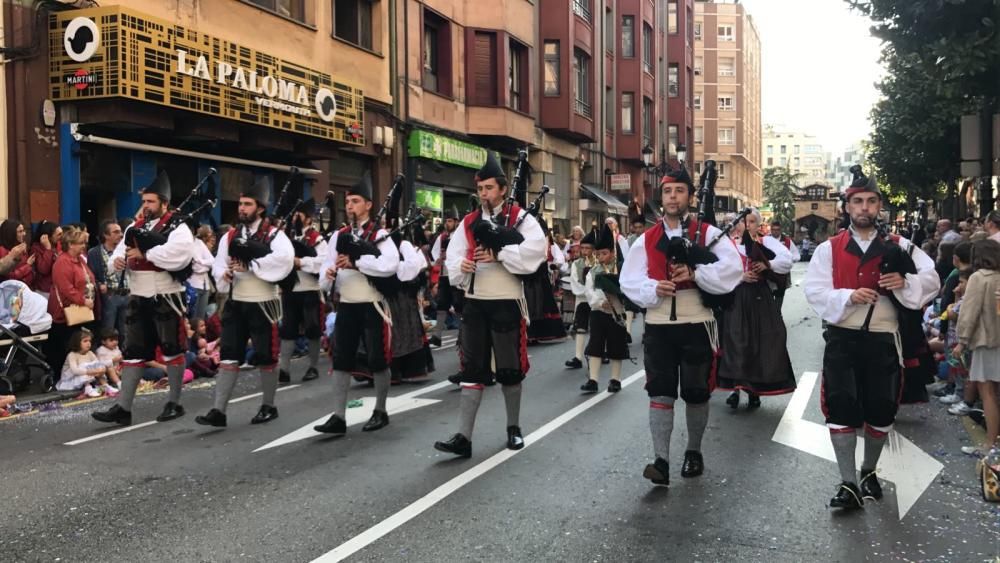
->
[803,166,938,509]
[718,209,796,409]
[384,208,435,388]
[277,201,328,384]
[605,217,637,335]
[565,231,596,369]
[92,172,195,426]
[580,224,630,393]
[768,219,799,311]
[620,165,742,487]
[433,152,546,458]
[524,218,568,343]
[194,175,295,427]
[313,173,400,435]
[429,205,461,347]
[628,219,646,247]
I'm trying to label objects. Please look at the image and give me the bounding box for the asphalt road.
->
[2,263,997,563]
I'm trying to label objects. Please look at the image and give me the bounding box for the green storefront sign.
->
[415,186,444,211]
[408,130,489,169]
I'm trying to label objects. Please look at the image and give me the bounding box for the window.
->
[693,92,702,110]
[248,0,306,22]
[643,23,653,73]
[766,157,773,166]
[694,22,702,39]
[694,55,703,75]
[766,145,773,155]
[668,64,679,97]
[643,97,654,145]
[621,92,634,134]
[622,16,634,58]
[694,161,701,174]
[793,145,800,154]
[718,162,727,178]
[605,86,614,133]
[422,10,451,96]
[718,95,734,111]
[574,49,591,117]
[668,124,678,155]
[544,41,559,96]
[334,0,373,50]
[668,1,678,34]
[719,127,735,145]
[572,0,592,22]
[471,31,498,106]
[508,39,527,112]
[780,157,787,166]
[793,157,801,168]
[718,24,734,41]
[694,126,704,144]
[719,57,735,77]
[780,145,787,154]
[605,7,614,53]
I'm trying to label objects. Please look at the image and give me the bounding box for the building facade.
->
[762,125,831,187]
[693,0,762,211]
[827,142,867,191]
[666,0,695,170]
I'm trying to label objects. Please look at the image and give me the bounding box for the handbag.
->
[54,265,96,327]
[979,458,1000,502]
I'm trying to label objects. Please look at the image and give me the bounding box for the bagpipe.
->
[468,150,530,295]
[860,217,917,332]
[367,205,430,296]
[229,167,300,269]
[591,225,636,334]
[333,174,404,263]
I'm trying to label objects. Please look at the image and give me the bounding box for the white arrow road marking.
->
[310,370,644,563]
[771,371,943,520]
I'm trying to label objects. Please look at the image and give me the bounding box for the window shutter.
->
[472,32,497,106]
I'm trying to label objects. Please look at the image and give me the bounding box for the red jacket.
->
[48,252,99,324]
[31,242,56,293]
[0,246,34,287]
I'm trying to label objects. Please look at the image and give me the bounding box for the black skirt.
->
[716,281,796,395]
[524,265,567,342]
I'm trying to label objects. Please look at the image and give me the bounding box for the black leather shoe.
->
[565,357,583,369]
[278,370,291,384]
[434,433,472,458]
[747,393,761,409]
[195,408,227,427]
[362,409,390,432]
[251,405,279,424]
[302,367,319,382]
[448,373,463,385]
[92,404,132,426]
[859,470,882,500]
[681,450,704,477]
[829,482,864,509]
[429,335,442,348]
[642,457,670,486]
[314,414,347,435]
[156,401,185,422]
[608,380,622,393]
[726,391,740,409]
[580,379,599,393]
[506,426,524,450]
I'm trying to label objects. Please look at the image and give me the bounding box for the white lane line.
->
[311,370,645,563]
[64,421,159,446]
[229,384,302,404]
[396,380,453,399]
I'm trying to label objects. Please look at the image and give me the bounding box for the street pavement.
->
[2,263,998,562]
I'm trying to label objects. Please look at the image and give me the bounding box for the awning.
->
[579,184,628,214]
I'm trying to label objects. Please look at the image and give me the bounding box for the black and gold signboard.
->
[49,7,365,146]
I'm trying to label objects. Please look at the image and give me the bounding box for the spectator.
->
[31,221,60,298]
[0,219,35,286]
[95,327,123,383]
[628,219,646,246]
[985,210,1000,244]
[186,318,218,379]
[46,227,99,385]
[565,225,584,255]
[955,239,1000,457]
[187,225,216,321]
[937,219,962,244]
[57,328,116,397]
[936,243,956,285]
[922,238,939,262]
[88,220,127,337]
[0,279,51,336]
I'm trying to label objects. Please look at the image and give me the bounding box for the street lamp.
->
[641,144,654,168]
[676,143,687,165]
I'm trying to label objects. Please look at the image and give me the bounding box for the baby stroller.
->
[0,281,53,395]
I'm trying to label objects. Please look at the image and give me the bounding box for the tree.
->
[762,167,802,233]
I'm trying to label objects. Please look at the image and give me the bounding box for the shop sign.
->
[415,186,444,211]
[609,173,631,192]
[408,130,490,170]
[48,7,365,146]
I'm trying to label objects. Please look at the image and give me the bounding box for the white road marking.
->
[64,421,159,446]
[771,371,943,520]
[229,384,302,404]
[310,370,644,563]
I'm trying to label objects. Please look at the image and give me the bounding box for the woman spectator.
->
[565,225,585,255]
[954,239,1000,457]
[187,225,216,321]
[46,227,99,387]
[936,242,956,285]
[0,219,34,286]
[31,221,62,298]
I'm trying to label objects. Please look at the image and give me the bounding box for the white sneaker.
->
[938,393,962,405]
[961,445,983,456]
[927,380,949,392]
[948,402,972,416]
[84,385,101,398]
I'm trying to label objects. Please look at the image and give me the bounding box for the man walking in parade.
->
[803,167,939,509]
[769,219,800,311]
[429,205,461,347]
[433,153,546,458]
[564,230,596,370]
[195,176,295,427]
[92,172,195,426]
[620,166,743,486]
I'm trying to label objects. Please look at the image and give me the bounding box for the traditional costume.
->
[768,222,800,312]
[803,167,939,509]
[93,172,195,426]
[564,231,596,369]
[429,205,462,347]
[580,224,630,393]
[433,152,546,458]
[524,217,568,343]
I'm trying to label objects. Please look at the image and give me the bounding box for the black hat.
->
[444,204,460,220]
[298,198,316,217]
[580,230,597,246]
[660,165,694,192]
[348,172,374,201]
[846,165,880,198]
[141,171,171,201]
[594,224,615,251]
[475,151,506,183]
[242,174,272,207]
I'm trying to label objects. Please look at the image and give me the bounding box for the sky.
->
[738,0,885,155]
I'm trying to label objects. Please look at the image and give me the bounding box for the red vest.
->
[830,230,899,291]
[127,211,174,272]
[301,228,321,247]
[643,219,712,290]
[226,218,275,246]
[337,220,377,241]
[462,205,523,260]
[780,235,792,249]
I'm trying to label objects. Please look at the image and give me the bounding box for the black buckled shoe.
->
[642,457,670,486]
[362,409,390,432]
[250,405,279,425]
[747,393,761,409]
[434,433,472,458]
[314,414,347,435]
[278,370,291,384]
[565,357,583,369]
[506,426,524,450]
[859,470,883,500]
[447,373,463,385]
[608,380,622,393]
[92,404,132,426]
[195,408,227,428]
[681,450,704,477]
[429,335,442,348]
[726,391,740,409]
[580,379,599,393]
[156,401,185,422]
[302,367,319,382]
[829,482,864,510]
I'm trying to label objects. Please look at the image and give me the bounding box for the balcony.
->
[572,0,592,23]
[575,98,593,119]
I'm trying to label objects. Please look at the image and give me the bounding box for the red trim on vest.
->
[303,228,321,247]
[643,219,712,290]
[462,205,523,260]
[226,219,275,246]
[337,220,377,241]
[781,235,792,249]
[829,230,900,291]
[127,211,175,272]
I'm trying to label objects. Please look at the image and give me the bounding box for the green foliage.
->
[762,167,801,233]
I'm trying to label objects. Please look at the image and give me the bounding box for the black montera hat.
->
[594,224,615,251]
[348,172,374,201]
[242,175,272,207]
[142,171,171,201]
[475,151,506,183]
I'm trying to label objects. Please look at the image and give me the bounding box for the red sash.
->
[127,211,174,272]
[643,219,712,289]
